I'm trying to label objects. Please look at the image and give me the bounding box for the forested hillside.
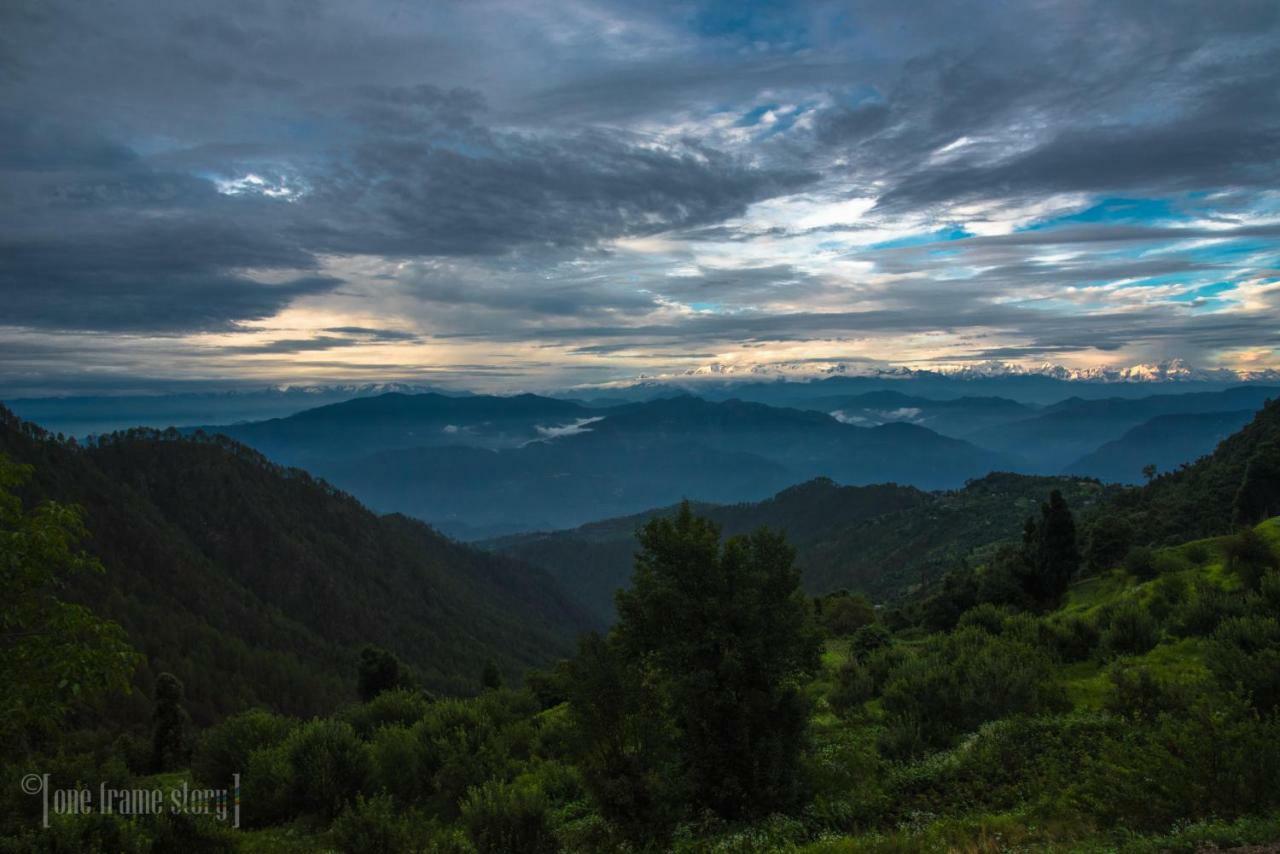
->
[491,473,1115,621]
[0,406,591,725]
[1109,397,1280,545]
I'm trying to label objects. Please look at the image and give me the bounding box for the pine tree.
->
[1023,490,1080,608]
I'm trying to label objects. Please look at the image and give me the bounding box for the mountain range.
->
[203,393,1015,537]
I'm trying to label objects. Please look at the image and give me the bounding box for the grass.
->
[1062,569,1128,615]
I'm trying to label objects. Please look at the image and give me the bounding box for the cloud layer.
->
[2,0,1278,392]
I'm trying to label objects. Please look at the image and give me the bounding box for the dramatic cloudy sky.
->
[3,0,1279,393]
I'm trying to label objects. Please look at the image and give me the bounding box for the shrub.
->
[1261,569,1280,614]
[1146,572,1189,623]
[369,723,430,805]
[283,719,371,819]
[828,660,876,718]
[1222,527,1279,591]
[1044,614,1100,662]
[888,713,1122,819]
[850,623,892,660]
[955,603,1010,636]
[191,708,294,787]
[459,775,558,854]
[331,794,426,854]
[1075,694,1280,831]
[1099,600,1159,658]
[803,730,886,829]
[1184,541,1212,566]
[343,688,433,738]
[1170,580,1246,637]
[1123,546,1158,580]
[1103,665,1192,722]
[878,627,1068,756]
[1206,615,1280,713]
[823,593,877,636]
[240,744,294,827]
[146,811,238,854]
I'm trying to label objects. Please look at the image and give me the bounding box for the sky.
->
[2,0,1279,395]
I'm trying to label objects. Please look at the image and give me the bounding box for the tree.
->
[152,672,189,771]
[1142,463,1158,483]
[567,632,680,841]
[610,502,822,820]
[1084,515,1133,575]
[1020,490,1080,609]
[822,592,876,636]
[357,644,404,702]
[0,453,140,748]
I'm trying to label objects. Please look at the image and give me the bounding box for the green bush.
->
[1100,600,1159,658]
[850,623,892,660]
[1103,664,1192,721]
[1206,615,1280,713]
[1075,695,1280,831]
[955,603,1011,635]
[888,713,1122,820]
[282,718,371,819]
[241,743,294,827]
[146,811,238,854]
[1183,541,1212,566]
[1170,580,1246,637]
[1044,613,1100,662]
[1123,546,1158,580]
[343,688,433,738]
[191,708,294,787]
[878,627,1068,756]
[1260,569,1280,613]
[1222,527,1279,591]
[1145,571,1189,623]
[823,593,877,636]
[459,775,558,854]
[331,794,427,854]
[369,723,431,805]
[828,660,875,717]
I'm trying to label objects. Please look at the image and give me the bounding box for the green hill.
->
[0,406,592,726]
[1109,396,1280,544]
[490,472,1116,621]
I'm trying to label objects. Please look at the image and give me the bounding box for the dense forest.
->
[0,405,591,725]
[2,401,1280,851]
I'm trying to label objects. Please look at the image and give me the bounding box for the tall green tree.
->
[1020,490,1080,609]
[0,454,139,750]
[611,502,822,820]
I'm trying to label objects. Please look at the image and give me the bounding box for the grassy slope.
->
[801,517,1280,853]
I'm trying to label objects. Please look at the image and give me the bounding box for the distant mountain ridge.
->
[1065,409,1259,484]
[977,385,1280,471]
[200,392,1016,537]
